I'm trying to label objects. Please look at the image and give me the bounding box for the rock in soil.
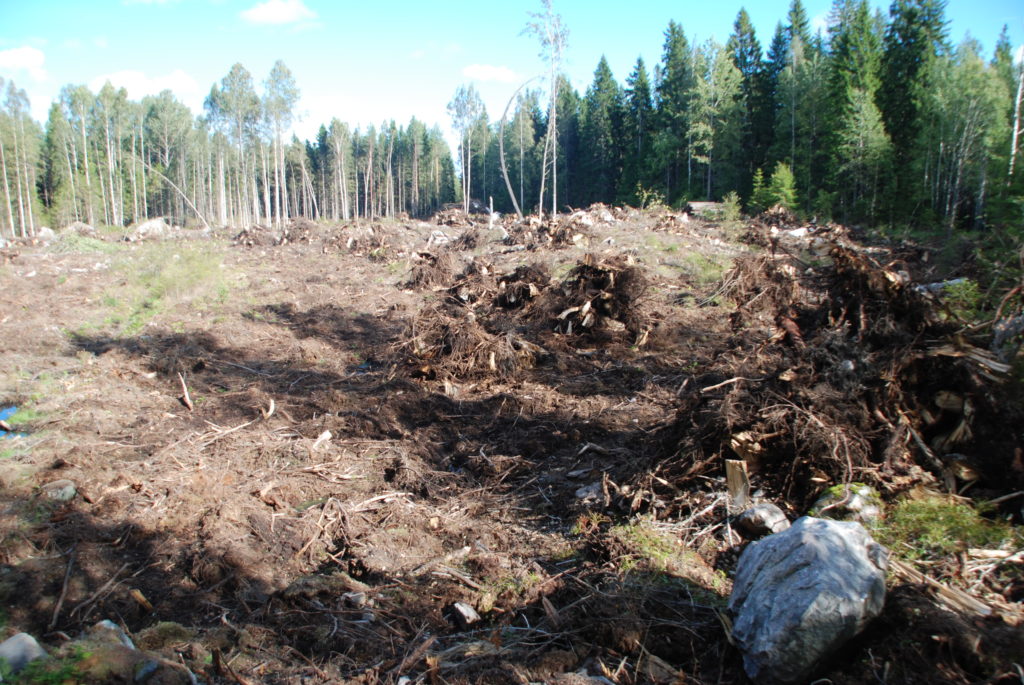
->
[728,516,889,684]
[734,502,790,539]
[810,483,882,524]
[39,479,77,502]
[0,632,47,675]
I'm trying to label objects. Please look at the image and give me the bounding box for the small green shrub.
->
[875,498,1018,560]
[941,278,984,323]
[53,234,122,254]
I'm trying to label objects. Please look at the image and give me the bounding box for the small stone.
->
[40,479,77,502]
[575,482,602,501]
[343,591,367,608]
[449,601,481,630]
[90,619,135,649]
[134,658,160,682]
[0,632,47,675]
[735,503,791,539]
[811,483,882,524]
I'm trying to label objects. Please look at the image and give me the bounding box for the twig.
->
[213,649,257,685]
[351,492,412,512]
[177,372,194,411]
[212,359,271,377]
[392,634,437,675]
[48,544,76,630]
[701,377,765,394]
[984,490,1024,506]
[69,562,130,619]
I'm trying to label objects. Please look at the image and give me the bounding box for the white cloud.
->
[89,69,203,111]
[462,64,519,84]
[0,46,47,82]
[240,0,316,25]
[811,12,829,36]
[93,37,109,49]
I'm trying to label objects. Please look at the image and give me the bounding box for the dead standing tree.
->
[523,0,568,218]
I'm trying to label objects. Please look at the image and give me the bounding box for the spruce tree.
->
[727,8,765,198]
[653,21,694,202]
[581,56,624,204]
[622,57,654,204]
[878,0,949,219]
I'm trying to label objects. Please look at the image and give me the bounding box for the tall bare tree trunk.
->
[217,152,227,226]
[0,141,14,236]
[63,136,79,221]
[1009,63,1023,183]
[11,122,26,235]
[261,143,272,224]
[18,116,35,234]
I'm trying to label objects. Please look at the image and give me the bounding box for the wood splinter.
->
[177,372,194,411]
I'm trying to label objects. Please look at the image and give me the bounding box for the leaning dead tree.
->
[499,76,541,220]
[523,0,567,218]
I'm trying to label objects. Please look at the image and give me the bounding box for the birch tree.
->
[524,0,568,216]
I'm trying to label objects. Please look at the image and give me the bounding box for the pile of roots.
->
[396,254,654,381]
[666,240,1024,508]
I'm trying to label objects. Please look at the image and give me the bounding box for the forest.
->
[0,0,1022,237]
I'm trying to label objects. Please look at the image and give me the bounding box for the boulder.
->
[63,221,96,236]
[0,632,47,675]
[735,502,790,539]
[36,227,56,243]
[729,516,888,684]
[810,483,882,524]
[128,217,170,242]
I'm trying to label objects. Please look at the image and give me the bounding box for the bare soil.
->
[0,208,1021,684]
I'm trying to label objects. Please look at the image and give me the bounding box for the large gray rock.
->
[728,516,888,684]
[0,632,47,676]
[128,217,169,242]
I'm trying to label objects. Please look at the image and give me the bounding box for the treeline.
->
[1,0,1022,237]
[461,0,1023,229]
[0,61,459,237]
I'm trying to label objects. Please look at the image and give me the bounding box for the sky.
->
[1,0,1022,151]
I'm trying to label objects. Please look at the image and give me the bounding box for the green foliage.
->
[634,183,666,210]
[100,244,227,335]
[941,278,984,322]
[52,233,122,254]
[875,498,1019,561]
[767,161,797,209]
[7,646,88,684]
[749,168,771,213]
[721,190,743,222]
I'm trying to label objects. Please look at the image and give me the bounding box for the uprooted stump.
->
[405,250,459,290]
[496,264,550,310]
[399,304,547,379]
[545,255,650,343]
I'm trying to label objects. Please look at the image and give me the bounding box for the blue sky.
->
[1,0,1022,148]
